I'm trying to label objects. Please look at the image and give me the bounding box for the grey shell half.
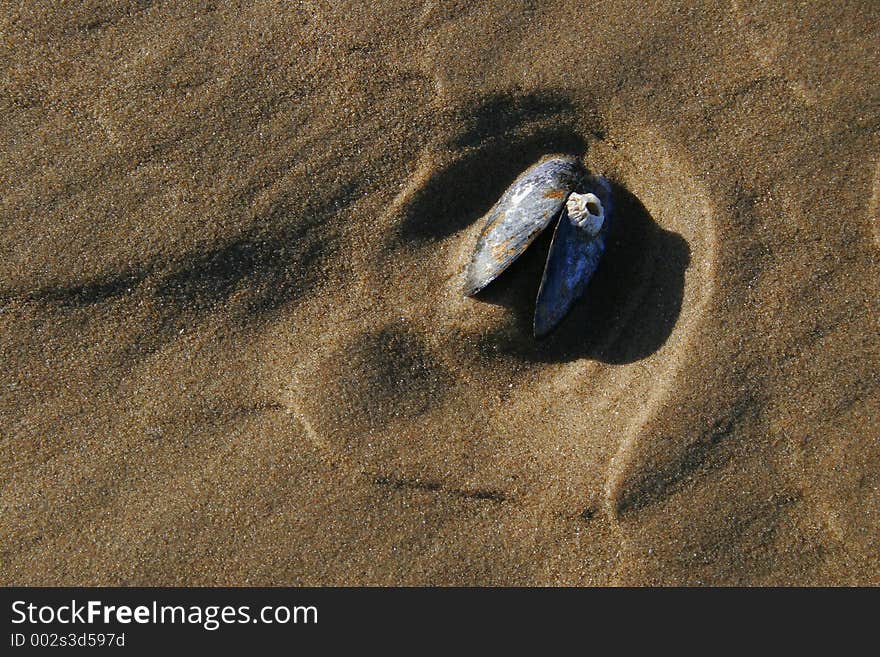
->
[463,155,586,296]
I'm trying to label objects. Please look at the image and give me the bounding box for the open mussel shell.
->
[463,155,614,338]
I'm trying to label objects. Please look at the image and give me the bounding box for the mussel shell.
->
[533,175,613,337]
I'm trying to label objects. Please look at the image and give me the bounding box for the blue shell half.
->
[533,176,613,337]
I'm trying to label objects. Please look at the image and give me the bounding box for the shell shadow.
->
[396,90,603,243]
[473,183,691,364]
[398,129,587,242]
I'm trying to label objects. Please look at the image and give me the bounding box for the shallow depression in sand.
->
[287,118,717,511]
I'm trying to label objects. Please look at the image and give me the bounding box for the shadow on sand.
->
[472,183,691,364]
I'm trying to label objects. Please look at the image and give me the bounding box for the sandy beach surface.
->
[2,1,878,585]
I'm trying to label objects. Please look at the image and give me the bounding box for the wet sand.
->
[1,1,878,585]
